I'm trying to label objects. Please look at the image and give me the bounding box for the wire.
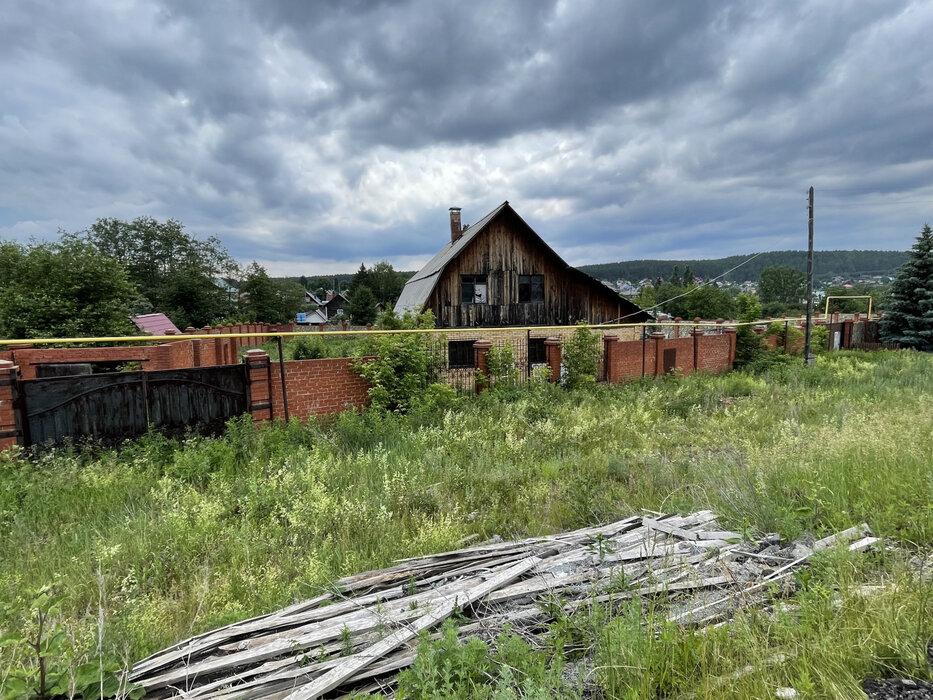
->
[605,250,769,323]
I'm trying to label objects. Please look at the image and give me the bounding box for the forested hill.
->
[577,250,908,283]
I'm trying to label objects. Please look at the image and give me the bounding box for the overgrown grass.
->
[1,350,932,696]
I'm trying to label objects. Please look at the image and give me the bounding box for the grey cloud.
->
[1,0,932,273]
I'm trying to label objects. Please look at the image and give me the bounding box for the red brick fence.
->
[2,317,888,451]
[0,328,740,451]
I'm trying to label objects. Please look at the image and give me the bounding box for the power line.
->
[606,250,769,323]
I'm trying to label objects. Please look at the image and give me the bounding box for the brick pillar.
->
[341,319,348,331]
[854,312,860,323]
[843,319,854,349]
[473,340,492,394]
[692,328,704,371]
[0,360,22,451]
[724,327,737,366]
[651,332,666,376]
[185,326,197,335]
[226,323,238,359]
[213,324,226,365]
[244,349,273,423]
[366,323,372,331]
[603,334,619,382]
[544,337,562,383]
[318,323,325,332]
[673,318,682,339]
[833,312,840,323]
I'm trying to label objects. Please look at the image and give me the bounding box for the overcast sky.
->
[2,1,932,275]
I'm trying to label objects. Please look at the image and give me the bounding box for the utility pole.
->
[803,186,815,366]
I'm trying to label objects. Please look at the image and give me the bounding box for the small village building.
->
[131,313,181,335]
[395,202,650,327]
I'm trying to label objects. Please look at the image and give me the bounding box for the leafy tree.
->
[346,285,378,325]
[880,224,933,350]
[823,283,889,315]
[0,237,138,339]
[644,266,736,320]
[759,266,806,310]
[239,263,306,323]
[683,285,735,320]
[84,217,238,328]
[347,261,408,306]
[733,293,765,367]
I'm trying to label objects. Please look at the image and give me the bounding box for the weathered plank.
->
[282,552,555,700]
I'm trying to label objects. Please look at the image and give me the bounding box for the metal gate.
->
[19,365,249,448]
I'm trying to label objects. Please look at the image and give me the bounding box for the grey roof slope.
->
[394,201,651,323]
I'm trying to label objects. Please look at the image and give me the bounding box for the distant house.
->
[296,309,328,325]
[214,278,239,303]
[131,313,181,335]
[322,292,349,317]
[395,201,650,327]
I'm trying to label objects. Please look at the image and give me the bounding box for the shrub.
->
[734,293,765,367]
[352,309,441,413]
[562,324,600,388]
[484,343,519,389]
[291,334,323,360]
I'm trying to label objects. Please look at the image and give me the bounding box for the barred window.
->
[528,337,547,364]
[448,340,476,368]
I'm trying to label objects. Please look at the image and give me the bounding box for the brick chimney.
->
[449,207,462,244]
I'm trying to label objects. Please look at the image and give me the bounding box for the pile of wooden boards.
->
[130,511,878,699]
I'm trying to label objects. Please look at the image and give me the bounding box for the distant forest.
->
[289,250,909,290]
[577,250,908,283]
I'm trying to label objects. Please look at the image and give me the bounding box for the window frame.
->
[448,339,477,369]
[528,337,547,364]
[460,274,488,305]
[518,274,545,303]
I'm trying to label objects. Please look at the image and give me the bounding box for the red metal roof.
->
[131,313,181,335]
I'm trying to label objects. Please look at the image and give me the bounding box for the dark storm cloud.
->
[1,0,931,274]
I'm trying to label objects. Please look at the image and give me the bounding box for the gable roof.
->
[394,202,510,313]
[323,292,349,308]
[394,201,651,323]
[131,313,181,335]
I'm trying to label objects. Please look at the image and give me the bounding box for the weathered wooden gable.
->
[426,207,630,327]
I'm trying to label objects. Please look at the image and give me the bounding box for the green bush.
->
[562,325,600,388]
[484,342,519,389]
[352,309,442,413]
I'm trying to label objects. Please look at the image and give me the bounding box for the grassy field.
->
[1,350,932,698]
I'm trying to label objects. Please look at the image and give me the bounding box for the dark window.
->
[448,340,476,368]
[528,337,547,364]
[518,274,544,303]
[461,275,487,304]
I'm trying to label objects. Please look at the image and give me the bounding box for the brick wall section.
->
[268,357,370,420]
[602,330,736,381]
[697,333,735,372]
[0,360,19,451]
[661,336,695,376]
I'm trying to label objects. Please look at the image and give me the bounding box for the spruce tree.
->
[879,224,933,351]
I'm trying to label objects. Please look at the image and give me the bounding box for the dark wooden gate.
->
[19,365,249,448]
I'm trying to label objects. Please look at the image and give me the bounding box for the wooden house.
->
[394,202,650,327]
